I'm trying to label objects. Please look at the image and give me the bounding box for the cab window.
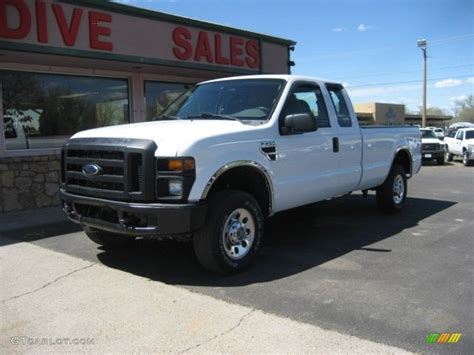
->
[326,85,352,127]
[279,83,330,134]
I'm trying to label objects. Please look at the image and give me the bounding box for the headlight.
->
[156,157,196,201]
[168,179,183,196]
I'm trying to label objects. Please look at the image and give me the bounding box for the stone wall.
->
[0,154,61,213]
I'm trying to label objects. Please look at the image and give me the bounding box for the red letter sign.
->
[172,26,192,60]
[194,31,213,63]
[230,36,244,67]
[245,39,259,69]
[0,0,31,39]
[52,4,82,46]
[89,11,112,51]
[214,34,229,65]
[35,0,47,43]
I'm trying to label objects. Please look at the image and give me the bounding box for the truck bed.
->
[358,125,422,190]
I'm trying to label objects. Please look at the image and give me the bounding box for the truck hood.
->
[71,120,258,156]
[421,138,443,144]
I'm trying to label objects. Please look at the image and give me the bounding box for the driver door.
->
[273,82,340,211]
[453,130,464,155]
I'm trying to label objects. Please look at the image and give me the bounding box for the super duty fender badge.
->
[260,141,277,161]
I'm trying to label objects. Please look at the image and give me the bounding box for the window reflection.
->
[144,81,191,121]
[1,70,129,150]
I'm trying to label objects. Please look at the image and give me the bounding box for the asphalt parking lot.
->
[1,159,473,353]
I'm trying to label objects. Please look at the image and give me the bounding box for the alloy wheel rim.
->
[393,175,405,205]
[222,208,255,260]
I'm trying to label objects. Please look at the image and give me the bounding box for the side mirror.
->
[284,113,318,134]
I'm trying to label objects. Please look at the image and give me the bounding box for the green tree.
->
[417,105,447,116]
[452,95,474,123]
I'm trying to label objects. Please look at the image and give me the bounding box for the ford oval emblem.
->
[82,163,103,177]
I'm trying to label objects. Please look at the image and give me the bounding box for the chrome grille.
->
[422,143,439,151]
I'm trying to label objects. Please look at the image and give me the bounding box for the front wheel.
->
[376,164,407,213]
[463,151,472,166]
[437,156,445,165]
[445,149,453,162]
[193,190,264,274]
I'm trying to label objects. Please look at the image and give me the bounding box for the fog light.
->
[169,180,183,196]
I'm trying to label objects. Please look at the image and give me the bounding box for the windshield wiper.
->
[154,114,181,121]
[186,112,243,123]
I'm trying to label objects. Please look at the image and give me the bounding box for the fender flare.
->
[201,160,275,216]
[391,147,413,178]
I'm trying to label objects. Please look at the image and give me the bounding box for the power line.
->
[429,33,474,43]
[347,74,473,88]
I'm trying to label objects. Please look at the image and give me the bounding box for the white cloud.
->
[434,79,462,88]
[342,82,350,87]
[466,77,474,84]
[332,28,345,32]
[357,24,372,32]
[449,95,468,102]
[347,83,421,98]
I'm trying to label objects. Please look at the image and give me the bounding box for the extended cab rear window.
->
[326,84,352,127]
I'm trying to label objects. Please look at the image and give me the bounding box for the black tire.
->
[463,150,472,166]
[376,164,407,213]
[193,190,264,274]
[84,226,133,248]
[437,156,445,165]
[445,149,453,162]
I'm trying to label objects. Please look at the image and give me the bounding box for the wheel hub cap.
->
[223,208,255,260]
[393,175,404,204]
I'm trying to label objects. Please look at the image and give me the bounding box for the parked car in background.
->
[420,128,445,165]
[4,115,69,150]
[432,127,444,139]
[444,128,474,166]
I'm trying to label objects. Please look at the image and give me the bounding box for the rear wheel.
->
[193,190,264,274]
[84,227,133,248]
[376,164,407,213]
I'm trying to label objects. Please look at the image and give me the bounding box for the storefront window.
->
[1,70,129,150]
[144,81,191,121]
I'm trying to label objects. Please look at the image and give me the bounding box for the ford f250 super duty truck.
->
[61,75,422,274]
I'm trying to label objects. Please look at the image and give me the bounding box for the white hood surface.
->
[421,138,443,144]
[71,120,258,156]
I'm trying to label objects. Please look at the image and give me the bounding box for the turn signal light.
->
[167,158,195,171]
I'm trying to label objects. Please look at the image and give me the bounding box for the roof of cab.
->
[200,75,343,87]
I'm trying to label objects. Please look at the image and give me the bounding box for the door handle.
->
[333,137,339,153]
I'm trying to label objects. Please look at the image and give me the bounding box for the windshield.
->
[421,129,437,139]
[157,79,286,123]
[466,130,474,139]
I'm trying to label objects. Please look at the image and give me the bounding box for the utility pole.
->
[417,39,427,128]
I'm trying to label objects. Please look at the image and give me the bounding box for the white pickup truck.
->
[61,75,421,274]
[444,127,474,166]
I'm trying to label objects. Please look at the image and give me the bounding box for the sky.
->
[115,0,473,114]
